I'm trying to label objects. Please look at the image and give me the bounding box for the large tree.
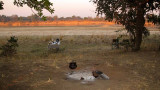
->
[0,0,54,20]
[92,0,160,51]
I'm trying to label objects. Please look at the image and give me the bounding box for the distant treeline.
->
[0,14,105,22]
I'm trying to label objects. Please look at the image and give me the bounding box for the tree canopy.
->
[92,0,160,23]
[0,0,54,20]
[92,0,160,51]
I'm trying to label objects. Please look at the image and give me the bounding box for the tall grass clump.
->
[142,34,160,51]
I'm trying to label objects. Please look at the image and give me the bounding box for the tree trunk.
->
[134,6,145,51]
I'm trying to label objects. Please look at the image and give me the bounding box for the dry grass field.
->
[0,25,159,36]
[0,26,160,90]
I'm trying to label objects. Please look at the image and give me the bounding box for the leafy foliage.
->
[13,0,54,20]
[0,0,54,20]
[146,14,160,24]
[92,0,160,22]
[0,36,19,57]
[0,1,3,10]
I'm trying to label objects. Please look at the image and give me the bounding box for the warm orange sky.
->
[0,0,97,17]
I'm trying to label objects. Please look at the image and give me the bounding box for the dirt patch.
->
[0,60,138,90]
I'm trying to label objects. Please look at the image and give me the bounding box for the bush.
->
[0,36,18,57]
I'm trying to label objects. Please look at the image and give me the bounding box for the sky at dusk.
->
[0,0,97,17]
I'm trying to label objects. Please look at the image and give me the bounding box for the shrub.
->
[0,36,18,57]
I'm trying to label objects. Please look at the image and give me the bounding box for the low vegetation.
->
[0,35,160,90]
[0,36,18,57]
